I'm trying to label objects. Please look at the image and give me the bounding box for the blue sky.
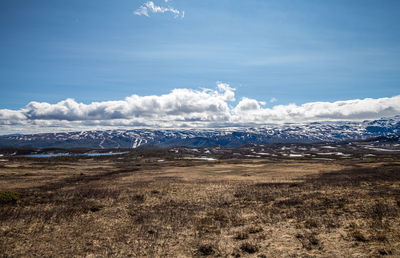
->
[0,0,400,133]
[1,0,399,108]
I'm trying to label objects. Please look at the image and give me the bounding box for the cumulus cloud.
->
[134,1,184,18]
[216,82,235,101]
[0,109,27,125]
[231,95,400,124]
[0,82,400,134]
[11,83,233,123]
[234,97,262,112]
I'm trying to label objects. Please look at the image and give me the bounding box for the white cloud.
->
[0,109,27,125]
[234,97,262,112]
[216,82,235,101]
[270,97,277,103]
[1,82,400,134]
[134,1,184,19]
[134,5,149,17]
[231,95,400,124]
[15,83,233,123]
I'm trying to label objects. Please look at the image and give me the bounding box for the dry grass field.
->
[1,153,400,257]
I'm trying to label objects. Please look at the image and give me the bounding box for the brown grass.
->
[1,156,400,257]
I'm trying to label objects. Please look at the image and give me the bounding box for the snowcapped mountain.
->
[0,116,399,149]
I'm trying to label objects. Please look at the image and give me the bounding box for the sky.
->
[0,0,400,134]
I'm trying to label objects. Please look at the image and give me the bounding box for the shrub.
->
[198,244,215,256]
[234,231,249,240]
[132,194,145,202]
[352,230,368,242]
[240,242,259,254]
[247,225,263,234]
[0,191,21,204]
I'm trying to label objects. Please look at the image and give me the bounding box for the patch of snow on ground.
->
[335,152,352,157]
[365,147,400,152]
[321,146,336,149]
[245,155,261,158]
[182,157,217,161]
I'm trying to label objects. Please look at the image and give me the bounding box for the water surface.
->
[24,152,127,158]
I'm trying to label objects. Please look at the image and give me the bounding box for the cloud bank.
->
[134,1,184,19]
[1,82,400,134]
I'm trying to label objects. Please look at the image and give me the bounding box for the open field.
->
[1,151,400,257]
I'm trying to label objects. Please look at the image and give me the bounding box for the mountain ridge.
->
[1,116,399,149]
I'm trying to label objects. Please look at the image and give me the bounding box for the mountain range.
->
[1,116,399,149]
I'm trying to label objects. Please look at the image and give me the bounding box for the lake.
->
[24,152,127,158]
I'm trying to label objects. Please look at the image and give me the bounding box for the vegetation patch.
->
[1,154,400,256]
[240,242,259,254]
[0,191,21,204]
[197,243,215,256]
[234,231,249,240]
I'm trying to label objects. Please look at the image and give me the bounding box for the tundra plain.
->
[1,147,400,257]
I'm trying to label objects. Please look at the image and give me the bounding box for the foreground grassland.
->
[1,155,400,257]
